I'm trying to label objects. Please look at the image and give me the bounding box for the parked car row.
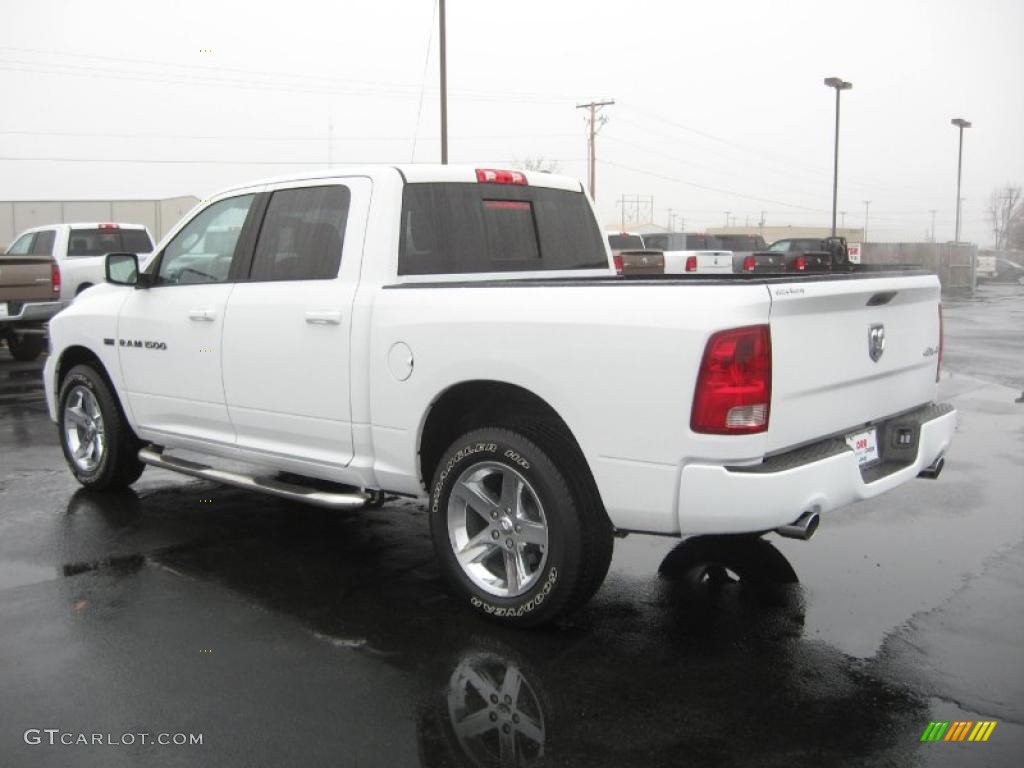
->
[605,231,851,276]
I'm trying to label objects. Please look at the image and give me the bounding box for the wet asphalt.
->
[1,284,1022,768]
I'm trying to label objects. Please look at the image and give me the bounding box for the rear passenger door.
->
[221,177,370,468]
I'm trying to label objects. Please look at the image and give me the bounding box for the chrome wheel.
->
[447,462,549,598]
[447,652,545,767]
[63,385,106,472]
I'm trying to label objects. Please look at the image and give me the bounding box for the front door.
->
[117,193,258,447]
[222,178,369,467]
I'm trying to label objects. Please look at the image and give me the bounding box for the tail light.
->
[51,263,61,294]
[475,168,528,185]
[936,304,943,382]
[98,223,120,230]
[691,324,772,434]
[742,255,756,272]
[685,255,697,272]
[793,255,807,271]
[612,254,623,274]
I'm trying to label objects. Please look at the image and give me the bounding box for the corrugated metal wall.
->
[861,242,977,294]
[1,196,198,250]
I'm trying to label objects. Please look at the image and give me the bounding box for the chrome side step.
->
[138,447,369,510]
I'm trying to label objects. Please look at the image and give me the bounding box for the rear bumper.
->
[1,299,67,325]
[677,403,957,535]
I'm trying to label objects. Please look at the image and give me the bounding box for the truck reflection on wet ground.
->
[48,484,929,767]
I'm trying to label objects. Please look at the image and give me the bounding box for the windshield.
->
[717,235,765,250]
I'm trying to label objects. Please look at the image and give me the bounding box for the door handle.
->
[188,309,216,321]
[304,310,342,325]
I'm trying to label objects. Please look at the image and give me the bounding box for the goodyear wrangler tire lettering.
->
[428,426,613,627]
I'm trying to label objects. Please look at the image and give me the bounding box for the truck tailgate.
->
[0,255,53,302]
[766,275,941,453]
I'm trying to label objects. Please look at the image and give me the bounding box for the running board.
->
[138,447,369,510]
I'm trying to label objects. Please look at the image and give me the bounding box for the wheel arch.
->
[56,345,116,399]
[417,380,608,521]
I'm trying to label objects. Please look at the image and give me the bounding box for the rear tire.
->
[429,427,613,627]
[58,364,145,490]
[8,333,45,362]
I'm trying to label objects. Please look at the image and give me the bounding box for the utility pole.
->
[724,211,731,228]
[667,208,674,230]
[439,0,448,164]
[759,210,766,238]
[576,99,614,200]
[929,209,937,242]
[840,210,847,228]
[863,200,870,242]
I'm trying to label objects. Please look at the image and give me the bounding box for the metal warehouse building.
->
[1,196,199,251]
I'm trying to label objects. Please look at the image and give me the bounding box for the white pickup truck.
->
[8,222,154,299]
[43,165,956,625]
[641,232,734,274]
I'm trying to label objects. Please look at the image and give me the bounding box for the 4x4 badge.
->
[868,323,885,362]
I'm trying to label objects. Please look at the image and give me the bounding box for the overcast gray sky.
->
[3,0,1023,244]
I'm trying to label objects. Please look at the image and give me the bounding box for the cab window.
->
[249,185,350,281]
[4,232,35,256]
[157,195,255,285]
[31,230,56,256]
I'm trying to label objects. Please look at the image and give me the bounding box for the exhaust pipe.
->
[776,510,820,541]
[918,456,945,480]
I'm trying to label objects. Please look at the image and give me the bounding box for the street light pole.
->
[951,118,971,242]
[439,0,448,164]
[824,77,853,236]
[863,200,870,243]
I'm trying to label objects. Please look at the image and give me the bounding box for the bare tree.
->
[987,184,1023,249]
[514,156,561,174]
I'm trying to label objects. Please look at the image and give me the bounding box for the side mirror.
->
[105,252,141,287]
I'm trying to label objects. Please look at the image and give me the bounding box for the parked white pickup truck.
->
[642,232,734,274]
[43,166,956,625]
[8,222,154,300]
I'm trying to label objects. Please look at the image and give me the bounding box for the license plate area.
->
[845,427,879,466]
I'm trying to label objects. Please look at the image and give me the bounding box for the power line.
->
[0,45,576,102]
[0,153,589,165]
[0,155,586,166]
[599,158,831,213]
[411,0,438,162]
[0,128,578,142]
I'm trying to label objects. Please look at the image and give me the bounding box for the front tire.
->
[58,364,145,490]
[429,427,613,627]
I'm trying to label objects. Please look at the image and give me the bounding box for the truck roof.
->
[18,222,150,234]
[216,164,585,197]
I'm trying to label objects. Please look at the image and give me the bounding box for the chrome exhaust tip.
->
[776,510,820,541]
[918,456,945,480]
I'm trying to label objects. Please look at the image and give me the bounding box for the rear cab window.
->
[609,234,645,250]
[67,228,153,256]
[399,183,606,275]
[31,230,56,256]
